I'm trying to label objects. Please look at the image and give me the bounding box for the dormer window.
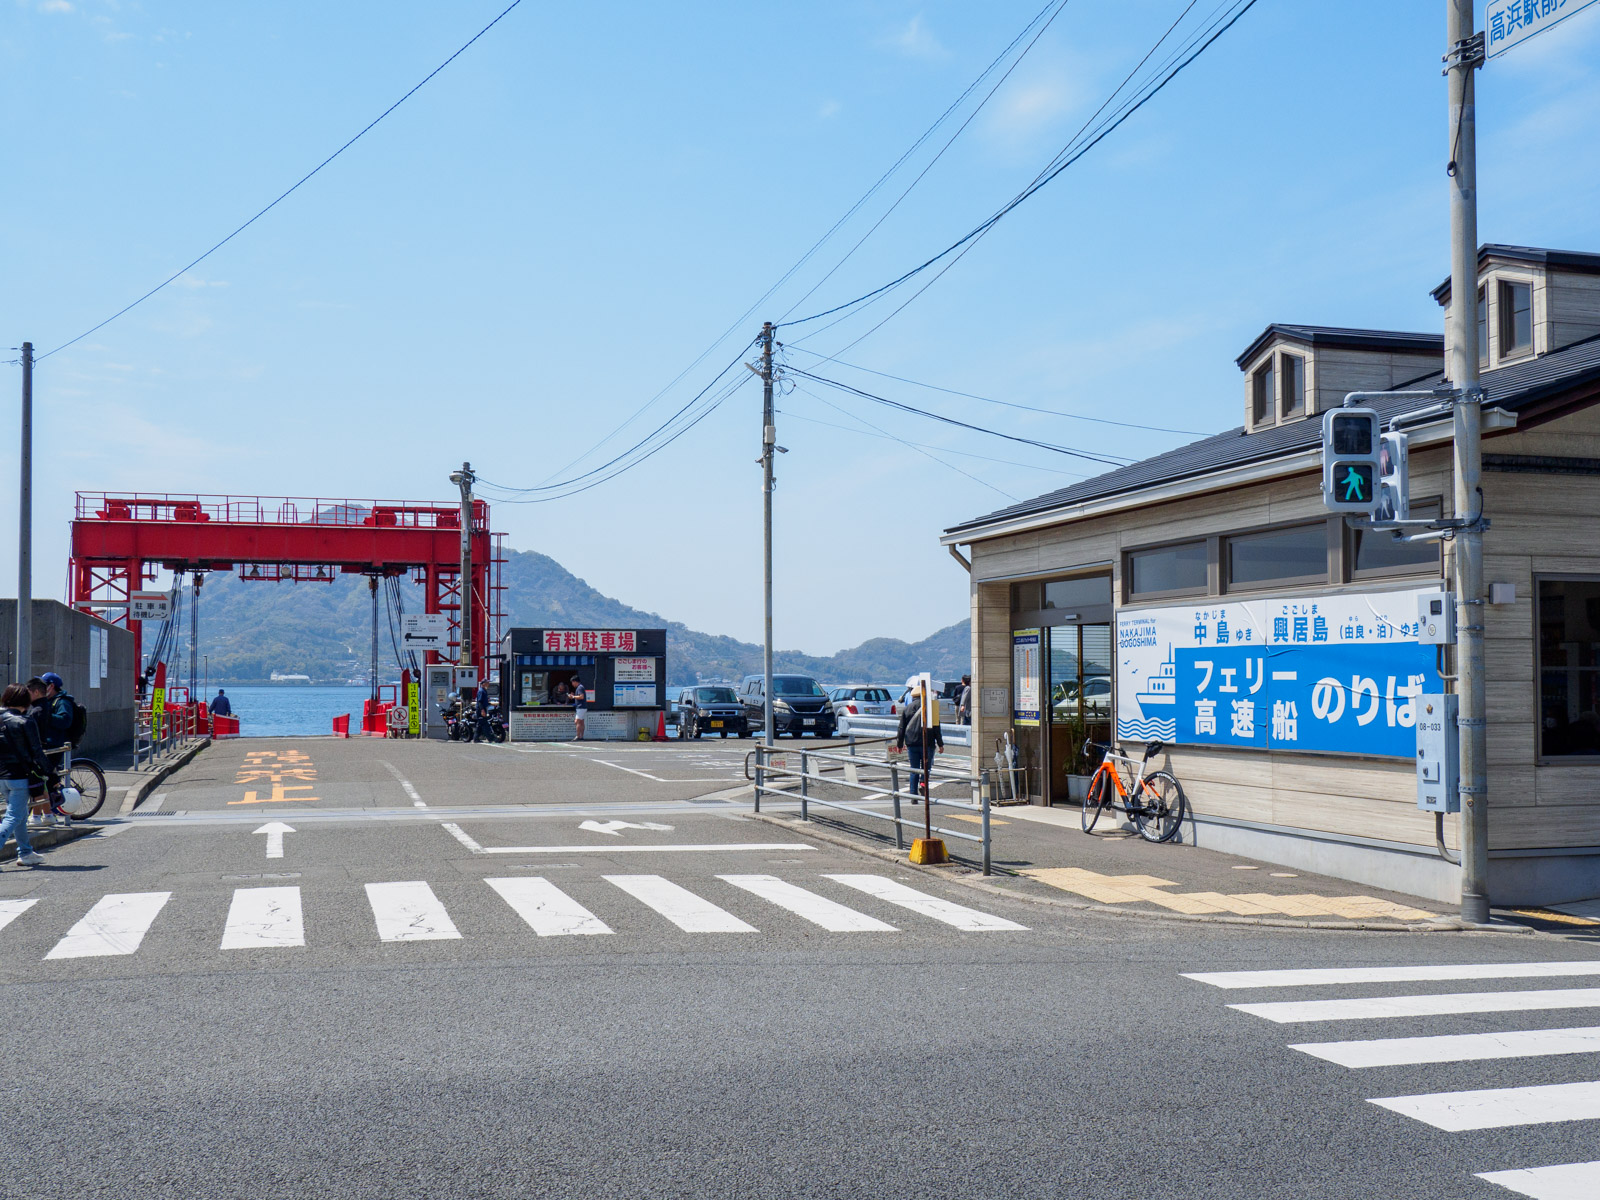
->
[1280,354,1305,418]
[1252,360,1274,426]
[1499,279,1532,358]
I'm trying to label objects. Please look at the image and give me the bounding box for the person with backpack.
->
[32,673,78,751]
[1,683,51,867]
[894,676,944,804]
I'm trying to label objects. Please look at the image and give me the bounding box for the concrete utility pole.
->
[16,342,32,679]
[1445,0,1489,924]
[449,462,475,670]
[759,323,776,752]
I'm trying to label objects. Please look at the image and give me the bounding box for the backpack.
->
[66,698,89,746]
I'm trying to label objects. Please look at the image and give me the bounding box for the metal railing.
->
[132,702,207,770]
[750,742,995,875]
[836,714,971,747]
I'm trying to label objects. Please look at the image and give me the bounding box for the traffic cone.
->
[655,710,668,741]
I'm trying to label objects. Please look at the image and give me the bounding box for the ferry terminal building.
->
[943,245,1600,907]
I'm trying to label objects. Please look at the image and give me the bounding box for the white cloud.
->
[38,0,73,13]
[818,98,842,119]
[885,14,948,61]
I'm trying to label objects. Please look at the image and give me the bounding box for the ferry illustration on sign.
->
[1120,647,1178,740]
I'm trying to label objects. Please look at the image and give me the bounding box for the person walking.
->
[470,680,491,743]
[210,689,232,717]
[894,677,944,804]
[570,674,587,741]
[33,673,74,751]
[1,684,50,867]
[957,674,973,726]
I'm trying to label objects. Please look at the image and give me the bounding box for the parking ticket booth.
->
[500,627,667,741]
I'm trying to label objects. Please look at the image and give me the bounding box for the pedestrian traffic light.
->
[1375,431,1410,522]
[1321,407,1382,514]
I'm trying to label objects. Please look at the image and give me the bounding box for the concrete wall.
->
[0,599,136,758]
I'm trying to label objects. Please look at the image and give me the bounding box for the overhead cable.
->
[788,367,1131,468]
[784,344,1207,436]
[781,0,1259,336]
[40,0,526,360]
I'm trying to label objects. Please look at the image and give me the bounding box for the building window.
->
[1128,541,1208,597]
[1251,361,1274,426]
[1351,500,1443,577]
[1225,523,1328,589]
[1044,575,1112,612]
[1280,353,1305,418]
[1538,578,1600,758]
[1476,284,1488,367]
[1499,280,1532,358]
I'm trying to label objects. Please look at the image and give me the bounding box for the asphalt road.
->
[1,737,1596,1199]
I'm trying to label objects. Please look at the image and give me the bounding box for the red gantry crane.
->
[69,492,506,679]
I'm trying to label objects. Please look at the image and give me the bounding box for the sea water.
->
[207,685,375,737]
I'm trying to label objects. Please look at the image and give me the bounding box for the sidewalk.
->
[761,774,1519,932]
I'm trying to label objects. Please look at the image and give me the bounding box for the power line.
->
[527,0,1072,489]
[781,0,1259,338]
[787,385,1018,501]
[788,366,1132,468]
[783,343,1207,436]
[39,0,526,361]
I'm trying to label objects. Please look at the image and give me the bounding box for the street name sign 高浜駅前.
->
[1486,0,1599,58]
[130,591,172,622]
[400,613,450,650]
[1115,587,1446,758]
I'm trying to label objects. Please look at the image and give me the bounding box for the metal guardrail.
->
[132,703,205,771]
[750,742,994,875]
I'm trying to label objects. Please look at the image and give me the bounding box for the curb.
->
[119,738,212,813]
[746,810,1533,936]
[1,821,96,861]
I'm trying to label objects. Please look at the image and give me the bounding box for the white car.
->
[828,685,897,734]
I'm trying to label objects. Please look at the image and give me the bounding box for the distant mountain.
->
[178,547,969,686]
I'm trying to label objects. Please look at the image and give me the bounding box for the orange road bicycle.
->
[1081,740,1187,843]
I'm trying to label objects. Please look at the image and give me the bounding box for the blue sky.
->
[3,1,1599,654]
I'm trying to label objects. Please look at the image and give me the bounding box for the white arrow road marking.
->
[254,821,295,859]
[579,819,675,836]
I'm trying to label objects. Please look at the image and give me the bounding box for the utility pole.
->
[368,575,380,701]
[16,342,32,679]
[759,323,776,752]
[1446,0,1489,924]
[449,462,475,671]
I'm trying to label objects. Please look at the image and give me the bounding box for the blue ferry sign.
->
[1486,0,1599,58]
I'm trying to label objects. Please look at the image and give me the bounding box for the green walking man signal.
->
[1321,408,1382,515]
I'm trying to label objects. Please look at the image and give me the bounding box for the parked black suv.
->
[677,685,749,739]
[738,673,836,738]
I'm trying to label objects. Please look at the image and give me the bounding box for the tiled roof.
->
[1430,244,1600,303]
[946,333,1600,539]
[1234,324,1443,369]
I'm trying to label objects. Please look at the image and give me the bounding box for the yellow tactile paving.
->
[1022,868,1437,922]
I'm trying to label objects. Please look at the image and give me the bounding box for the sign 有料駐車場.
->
[1115,587,1444,759]
[542,630,636,654]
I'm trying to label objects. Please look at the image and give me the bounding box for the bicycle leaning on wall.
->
[1081,740,1187,844]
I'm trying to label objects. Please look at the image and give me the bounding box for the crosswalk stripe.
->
[0,898,37,933]
[824,874,1029,931]
[1231,987,1600,1024]
[220,886,305,949]
[1185,961,1600,990]
[1370,1080,1600,1132]
[1477,1160,1600,1199]
[718,875,898,932]
[1292,1025,1600,1068]
[486,877,611,937]
[365,881,461,942]
[604,875,756,933]
[45,892,171,959]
